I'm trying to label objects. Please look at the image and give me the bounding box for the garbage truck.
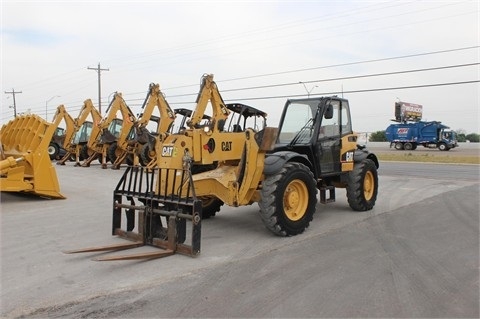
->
[385,121,458,151]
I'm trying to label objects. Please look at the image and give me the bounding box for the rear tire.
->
[394,142,404,150]
[200,197,223,219]
[259,162,317,236]
[346,159,378,211]
[404,142,413,150]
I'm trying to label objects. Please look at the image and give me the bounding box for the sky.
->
[1,0,479,134]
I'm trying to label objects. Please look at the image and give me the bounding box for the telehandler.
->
[65,74,378,260]
[57,99,102,166]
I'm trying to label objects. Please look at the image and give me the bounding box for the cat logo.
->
[221,141,232,151]
[161,145,174,157]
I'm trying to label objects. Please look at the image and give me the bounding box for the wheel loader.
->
[56,99,102,166]
[65,74,378,261]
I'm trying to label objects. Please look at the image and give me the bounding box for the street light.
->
[45,95,60,120]
[299,81,318,98]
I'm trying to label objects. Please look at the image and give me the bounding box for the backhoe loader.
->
[1,114,66,199]
[65,74,378,260]
[110,83,176,169]
[81,93,136,169]
[48,105,75,160]
[57,99,102,166]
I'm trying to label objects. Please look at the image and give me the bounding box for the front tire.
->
[346,159,378,211]
[48,143,59,160]
[259,162,317,236]
[438,143,447,151]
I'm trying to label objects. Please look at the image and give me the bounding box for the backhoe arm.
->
[187,74,230,131]
[51,105,76,149]
[137,83,175,135]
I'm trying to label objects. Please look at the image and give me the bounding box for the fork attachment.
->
[65,166,202,261]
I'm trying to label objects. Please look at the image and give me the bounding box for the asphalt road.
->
[1,159,479,318]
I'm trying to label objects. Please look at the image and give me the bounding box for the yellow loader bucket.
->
[0,114,65,199]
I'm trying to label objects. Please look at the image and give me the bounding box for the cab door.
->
[316,100,342,175]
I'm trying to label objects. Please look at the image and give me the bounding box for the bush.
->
[369,130,387,142]
[465,133,480,142]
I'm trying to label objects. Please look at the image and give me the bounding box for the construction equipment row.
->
[1,74,379,262]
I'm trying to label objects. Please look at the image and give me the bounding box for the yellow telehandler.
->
[65,74,379,260]
[56,99,102,166]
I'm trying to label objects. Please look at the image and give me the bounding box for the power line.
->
[163,62,480,98]
[167,80,480,105]
[162,46,479,90]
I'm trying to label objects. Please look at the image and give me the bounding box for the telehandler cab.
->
[65,74,378,260]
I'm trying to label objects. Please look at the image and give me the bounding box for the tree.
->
[465,133,480,143]
[369,130,387,142]
[457,133,466,143]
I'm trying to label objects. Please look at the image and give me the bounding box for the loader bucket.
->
[0,115,65,199]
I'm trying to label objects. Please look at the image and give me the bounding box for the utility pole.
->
[88,63,109,114]
[299,81,318,98]
[5,88,22,117]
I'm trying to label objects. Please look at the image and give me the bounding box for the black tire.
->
[394,142,404,150]
[404,142,413,150]
[346,159,378,211]
[438,143,447,151]
[48,143,59,160]
[200,197,223,219]
[259,162,317,236]
[108,142,118,163]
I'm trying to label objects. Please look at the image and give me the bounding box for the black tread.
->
[258,162,317,236]
[346,159,378,211]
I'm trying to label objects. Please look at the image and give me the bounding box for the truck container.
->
[385,121,458,151]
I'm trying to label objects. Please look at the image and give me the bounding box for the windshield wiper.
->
[288,118,313,147]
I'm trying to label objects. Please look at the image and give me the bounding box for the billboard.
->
[395,102,423,122]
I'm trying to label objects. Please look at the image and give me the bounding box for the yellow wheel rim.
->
[363,171,375,201]
[283,179,309,221]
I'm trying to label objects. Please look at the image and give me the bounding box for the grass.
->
[377,153,480,164]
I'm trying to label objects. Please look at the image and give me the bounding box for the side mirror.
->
[324,104,334,119]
